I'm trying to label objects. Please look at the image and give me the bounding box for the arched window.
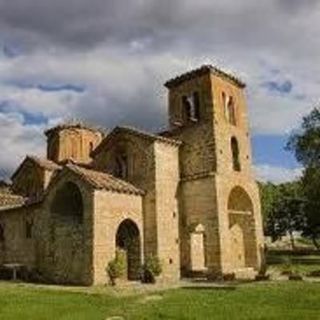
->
[25,219,33,239]
[231,137,241,171]
[182,95,191,120]
[192,92,200,120]
[114,155,128,179]
[227,97,236,125]
[0,224,4,242]
[222,92,237,125]
[89,142,94,154]
[50,182,84,223]
[222,92,228,119]
[182,92,201,122]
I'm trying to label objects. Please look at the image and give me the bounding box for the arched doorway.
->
[228,186,257,268]
[229,223,245,268]
[116,219,141,280]
[49,181,85,283]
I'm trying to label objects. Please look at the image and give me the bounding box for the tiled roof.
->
[45,121,107,137]
[92,125,181,156]
[164,65,246,89]
[66,164,145,196]
[11,155,61,180]
[27,156,61,171]
[0,193,26,212]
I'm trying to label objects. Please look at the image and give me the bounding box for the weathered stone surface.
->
[0,65,264,285]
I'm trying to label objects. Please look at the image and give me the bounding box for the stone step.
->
[234,267,256,279]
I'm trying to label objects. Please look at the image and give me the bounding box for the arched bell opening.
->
[228,186,258,268]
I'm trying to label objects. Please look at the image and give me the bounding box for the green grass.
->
[0,281,320,320]
[271,263,320,275]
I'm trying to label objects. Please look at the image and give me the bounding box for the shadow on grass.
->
[181,286,236,291]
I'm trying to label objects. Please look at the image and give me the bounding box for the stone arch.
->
[228,186,253,214]
[116,219,141,280]
[50,181,84,223]
[228,186,257,268]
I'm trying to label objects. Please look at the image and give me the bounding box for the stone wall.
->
[153,142,180,282]
[179,176,221,274]
[11,160,46,198]
[210,71,264,273]
[37,172,95,285]
[167,73,216,178]
[47,127,103,164]
[164,69,264,278]
[0,206,38,267]
[93,190,143,285]
[92,133,181,281]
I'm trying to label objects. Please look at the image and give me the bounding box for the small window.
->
[182,92,200,122]
[231,137,241,171]
[182,95,191,120]
[25,220,33,239]
[89,142,94,154]
[192,92,200,120]
[222,92,228,119]
[228,97,236,125]
[0,224,4,242]
[114,155,128,179]
[223,93,237,126]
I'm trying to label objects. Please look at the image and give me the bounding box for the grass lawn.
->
[0,281,320,320]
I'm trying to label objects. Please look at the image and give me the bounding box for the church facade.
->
[0,65,264,285]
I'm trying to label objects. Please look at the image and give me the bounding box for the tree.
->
[287,107,320,248]
[262,182,306,249]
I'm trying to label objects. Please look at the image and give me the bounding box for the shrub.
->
[142,255,162,283]
[306,270,320,278]
[106,249,126,286]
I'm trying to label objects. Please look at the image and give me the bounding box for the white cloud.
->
[0,111,45,179]
[254,164,302,184]
[0,0,320,178]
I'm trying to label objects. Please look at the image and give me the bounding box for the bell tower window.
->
[223,92,237,126]
[182,91,200,122]
[228,97,236,126]
[231,137,241,171]
[114,155,128,179]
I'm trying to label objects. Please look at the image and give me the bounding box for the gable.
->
[11,156,61,198]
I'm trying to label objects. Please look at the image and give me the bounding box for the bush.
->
[142,255,162,284]
[306,270,320,277]
[106,249,126,286]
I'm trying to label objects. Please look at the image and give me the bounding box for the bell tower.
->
[163,65,264,278]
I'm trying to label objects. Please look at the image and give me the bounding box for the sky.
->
[0,0,319,184]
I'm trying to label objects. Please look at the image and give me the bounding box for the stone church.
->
[0,65,264,285]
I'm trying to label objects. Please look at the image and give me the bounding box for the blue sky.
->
[0,0,319,183]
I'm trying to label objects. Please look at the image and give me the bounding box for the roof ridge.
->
[65,164,145,196]
[164,64,246,89]
[45,120,108,137]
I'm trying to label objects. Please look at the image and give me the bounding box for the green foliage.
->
[106,249,126,286]
[260,181,306,248]
[142,255,162,283]
[287,107,320,248]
